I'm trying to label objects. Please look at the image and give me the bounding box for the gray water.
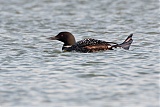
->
[0,0,159,107]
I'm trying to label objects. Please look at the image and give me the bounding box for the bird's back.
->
[71,38,113,52]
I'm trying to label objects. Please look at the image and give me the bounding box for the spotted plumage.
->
[48,32,133,53]
[70,38,112,52]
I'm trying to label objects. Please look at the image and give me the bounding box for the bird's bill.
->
[47,36,58,40]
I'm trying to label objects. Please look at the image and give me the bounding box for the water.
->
[0,0,159,107]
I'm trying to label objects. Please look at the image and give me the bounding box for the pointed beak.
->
[47,36,58,40]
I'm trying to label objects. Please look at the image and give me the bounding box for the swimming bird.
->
[48,32,133,53]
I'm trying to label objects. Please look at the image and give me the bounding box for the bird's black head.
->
[48,32,76,46]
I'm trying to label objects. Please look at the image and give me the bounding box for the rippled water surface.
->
[0,0,159,107]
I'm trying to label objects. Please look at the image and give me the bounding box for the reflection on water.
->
[0,0,159,107]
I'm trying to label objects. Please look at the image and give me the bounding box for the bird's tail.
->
[112,34,133,50]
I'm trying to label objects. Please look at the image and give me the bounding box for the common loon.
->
[48,32,133,53]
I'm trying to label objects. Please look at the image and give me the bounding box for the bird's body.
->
[48,32,133,53]
[65,38,115,52]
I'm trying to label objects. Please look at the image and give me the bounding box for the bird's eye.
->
[61,35,63,37]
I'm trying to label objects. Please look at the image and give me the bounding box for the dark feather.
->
[71,38,112,52]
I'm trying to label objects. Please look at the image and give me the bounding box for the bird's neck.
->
[62,44,72,51]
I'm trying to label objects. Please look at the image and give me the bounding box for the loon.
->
[48,32,133,53]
